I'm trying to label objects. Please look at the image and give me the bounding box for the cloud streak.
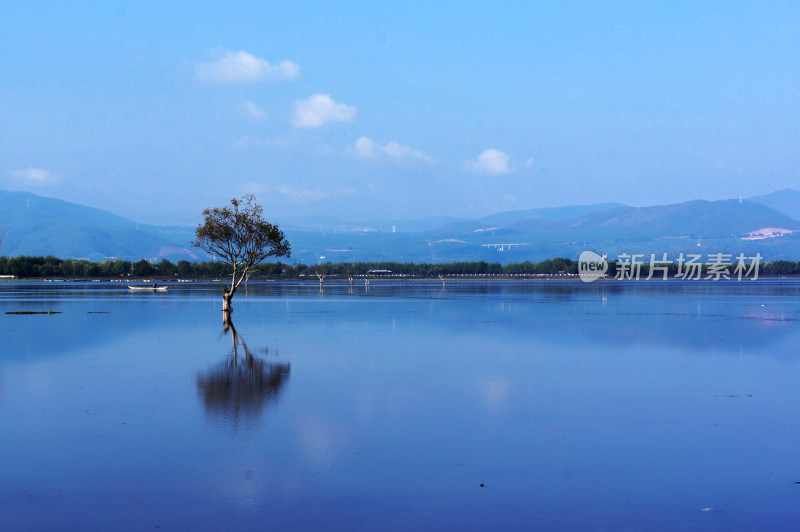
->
[238,182,356,204]
[243,101,266,120]
[292,94,356,128]
[10,167,57,185]
[354,137,433,163]
[276,185,356,203]
[195,51,300,83]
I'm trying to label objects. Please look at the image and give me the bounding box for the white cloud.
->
[243,101,266,120]
[465,149,512,175]
[354,136,433,163]
[354,136,377,158]
[525,157,534,167]
[384,141,433,162]
[10,167,57,185]
[195,51,300,83]
[292,94,356,128]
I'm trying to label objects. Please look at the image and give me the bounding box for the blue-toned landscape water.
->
[2,280,800,530]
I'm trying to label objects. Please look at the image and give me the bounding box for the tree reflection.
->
[196,316,290,427]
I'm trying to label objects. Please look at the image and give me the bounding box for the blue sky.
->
[2,1,799,225]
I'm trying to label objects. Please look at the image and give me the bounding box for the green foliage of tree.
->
[156,258,175,276]
[83,262,101,277]
[177,260,192,277]
[133,259,153,276]
[762,260,798,275]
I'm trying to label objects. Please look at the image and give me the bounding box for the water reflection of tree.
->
[196,317,290,427]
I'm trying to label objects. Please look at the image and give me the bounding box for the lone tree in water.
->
[193,194,290,314]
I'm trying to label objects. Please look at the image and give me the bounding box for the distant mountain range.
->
[2,189,800,263]
[0,190,197,260]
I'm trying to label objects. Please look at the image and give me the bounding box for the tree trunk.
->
[222,292,233,313]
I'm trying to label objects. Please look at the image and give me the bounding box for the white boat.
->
[128,285,168,291]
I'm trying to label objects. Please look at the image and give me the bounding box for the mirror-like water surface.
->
[2,281,799,530]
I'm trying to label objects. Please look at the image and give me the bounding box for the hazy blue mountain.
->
[287,215,464,233]
[287,203,626,233]
[477,203,627,226]
[748,189,800,221]
[427,203,628,238]
[3,189,800,264]
[0,190,197,259]
[282,199,800,264]
[501,200,800,240]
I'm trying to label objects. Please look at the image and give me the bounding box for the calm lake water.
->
[2,280,800,531]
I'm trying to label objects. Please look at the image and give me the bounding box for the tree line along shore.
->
[2,255,800,280]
